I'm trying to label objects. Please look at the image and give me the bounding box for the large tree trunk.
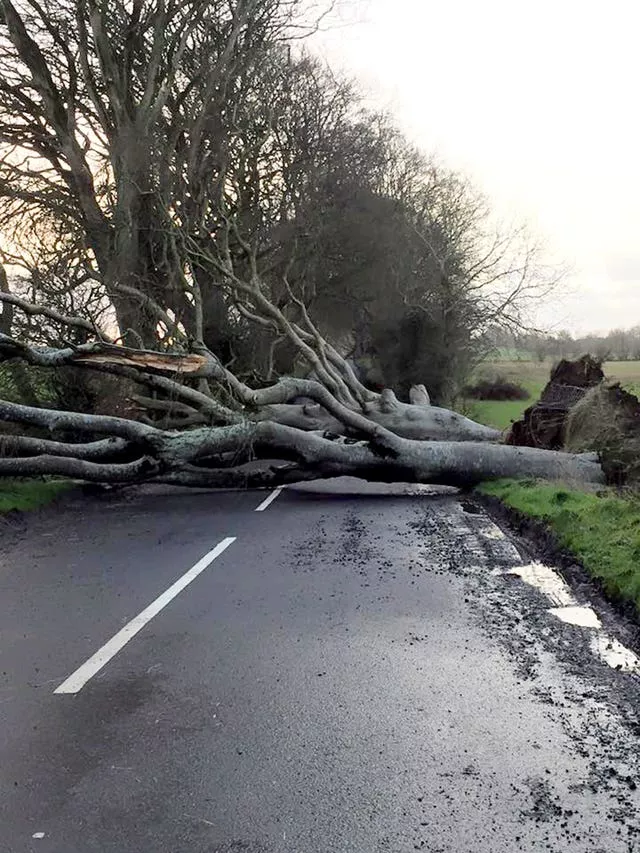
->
[0,398,604,489]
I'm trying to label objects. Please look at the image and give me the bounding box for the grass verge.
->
[477,479,640,614]
[0,478,74,513]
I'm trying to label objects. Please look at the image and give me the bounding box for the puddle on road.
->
[506,562,575,607]
[455,504,640,678]
[497,562,640,675]
[548,605,601,628]
[477,522,506,541]
[591,634,640,673]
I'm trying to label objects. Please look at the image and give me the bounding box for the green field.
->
[601,360,640,397]
[462,359,640,430]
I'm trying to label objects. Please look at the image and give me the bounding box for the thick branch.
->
[0,335,500,443]
[0,398,156,442]
[0,454,158,482]
[0,433,128,460]
[0,333,242,424]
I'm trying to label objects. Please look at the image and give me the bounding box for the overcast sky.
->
[311,0,640,334]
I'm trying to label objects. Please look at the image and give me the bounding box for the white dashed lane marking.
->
[254,486,285,512]
[54,537,236,694]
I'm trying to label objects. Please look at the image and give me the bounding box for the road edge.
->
[471,489,640,651]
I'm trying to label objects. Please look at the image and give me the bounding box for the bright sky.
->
[311,0,640,334]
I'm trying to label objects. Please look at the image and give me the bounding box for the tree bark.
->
[0,399,605,489]
[258,395,500,442]
[0,263,14,336]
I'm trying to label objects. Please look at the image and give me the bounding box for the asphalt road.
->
[1,479,639,853]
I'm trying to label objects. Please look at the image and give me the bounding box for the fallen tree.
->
[0,326,605,488]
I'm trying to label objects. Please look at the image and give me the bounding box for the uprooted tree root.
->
[565,383,640,485]
[506,355,605,450]
[503,354,640,488]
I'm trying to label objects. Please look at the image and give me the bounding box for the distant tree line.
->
[490,328,640,363]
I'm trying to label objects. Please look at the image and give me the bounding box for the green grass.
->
[461,359,640,430]
[478,479,640,613]
[464,398,533,431]
[602,360,640,398]
[461,361,551,430]
[0,478,74,513]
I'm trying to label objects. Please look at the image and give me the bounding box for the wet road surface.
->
[0,479,639,852]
